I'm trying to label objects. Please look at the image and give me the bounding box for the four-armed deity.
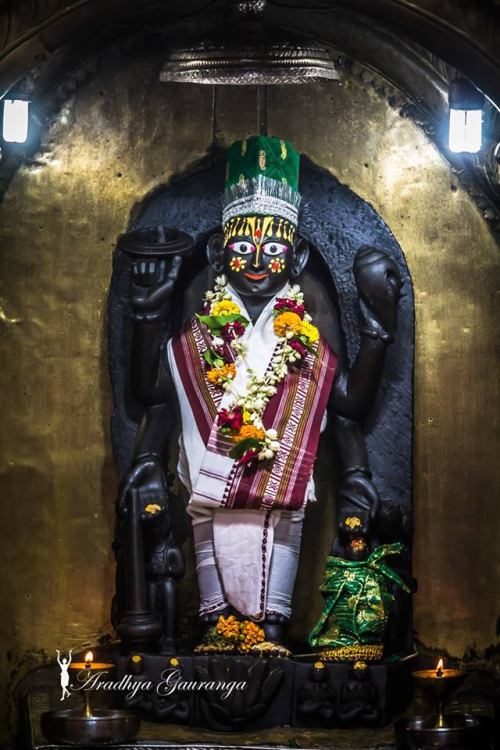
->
[114,135,411,670]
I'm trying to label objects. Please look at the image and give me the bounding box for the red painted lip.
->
[244,272,268,280]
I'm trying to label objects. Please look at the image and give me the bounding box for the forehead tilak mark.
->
[224,215,296,245]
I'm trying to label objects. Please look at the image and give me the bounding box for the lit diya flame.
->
[435,657,444,677]
[69,650,114,672]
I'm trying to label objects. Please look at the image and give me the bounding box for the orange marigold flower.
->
[215,615,240,640]
[207,363,236,385]
[274,311,302,338]
[239,621,265,652]
[233,425,266,443]
[242,621,263,637]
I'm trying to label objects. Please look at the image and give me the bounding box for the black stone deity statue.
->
[111,136,409,660]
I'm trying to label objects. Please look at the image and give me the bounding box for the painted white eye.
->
[262,242,288,257]
[228,241,255,255]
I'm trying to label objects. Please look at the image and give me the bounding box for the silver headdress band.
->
[222,174,301,227]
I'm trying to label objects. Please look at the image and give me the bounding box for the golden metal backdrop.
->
[0,46,499,736]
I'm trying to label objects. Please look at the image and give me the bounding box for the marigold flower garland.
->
[198,276,320,466]
[200,614,265,653]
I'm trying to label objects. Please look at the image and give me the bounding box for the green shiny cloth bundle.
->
[225,136,300,190]
[222,135,302,227]
[308,543,410,652]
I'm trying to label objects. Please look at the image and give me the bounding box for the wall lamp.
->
[2,95,30,144]
[448,77,485,154]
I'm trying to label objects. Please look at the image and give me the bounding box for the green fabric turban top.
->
[222,135,302,227]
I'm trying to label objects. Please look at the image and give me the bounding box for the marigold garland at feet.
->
[215,614,240,639]
[203,614,265,653]
[240,621,266,652]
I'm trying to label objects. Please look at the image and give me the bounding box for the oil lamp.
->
[412,657,466,728]
[40,650,141,744]
[70,650,114,719]
[394,657,491,749]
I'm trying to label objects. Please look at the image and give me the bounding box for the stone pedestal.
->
[113,653,416,731]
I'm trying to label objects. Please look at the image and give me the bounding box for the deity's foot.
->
[262,612,290,648]
[193,608,235,653]
[199,607,233,635]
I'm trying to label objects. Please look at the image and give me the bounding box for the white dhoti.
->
[192,508,304,620]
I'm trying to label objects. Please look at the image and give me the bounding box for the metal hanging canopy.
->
[160,0,339,85]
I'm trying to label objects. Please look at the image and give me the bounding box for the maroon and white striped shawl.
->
[171,316,337,511]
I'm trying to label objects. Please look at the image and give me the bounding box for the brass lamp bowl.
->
[412,668,466,704]
[41,708,141,745]
[412,667,466,728]
[394,714,492,750]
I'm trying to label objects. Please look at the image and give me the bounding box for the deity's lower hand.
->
[354,246,403,341]
[336,468,380,523]
[130,255,182,322]
[118,453,169,519]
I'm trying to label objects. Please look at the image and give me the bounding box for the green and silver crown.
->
[222,135,302,227]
